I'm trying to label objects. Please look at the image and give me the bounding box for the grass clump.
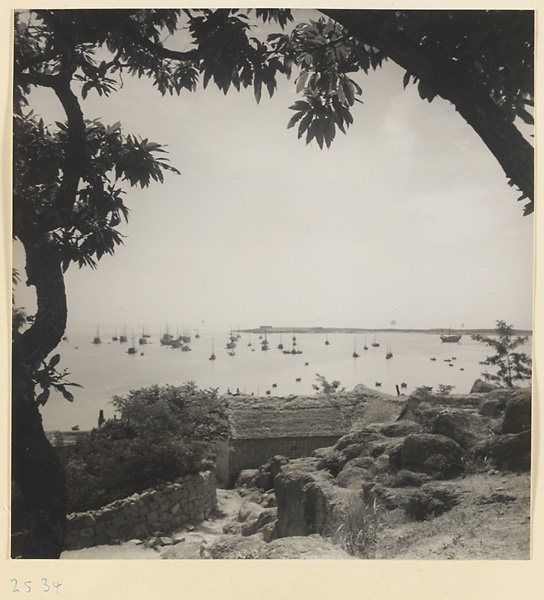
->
[335,491,380,558]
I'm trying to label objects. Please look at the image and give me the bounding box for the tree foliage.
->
[472,320,532,388]
[65,383,228,512]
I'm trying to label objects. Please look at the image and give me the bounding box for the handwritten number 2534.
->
[11,579,61,593]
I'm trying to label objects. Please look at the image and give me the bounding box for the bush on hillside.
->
[65,382,227,512]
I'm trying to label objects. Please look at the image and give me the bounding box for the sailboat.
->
[139,327,147,345]
[385,345,393,359]
[112,328,118,342]
[261,331,269,351]
[363,336,368,351]
[247,333,252,347]
[277,333,284,350]
[127,335,137,354]
[352,341,360,358]
[209,339,216,361]
[371,332,380,348]
[325,334,330,346]
[195,328,200,339]
[119,326,128,343]
[440,327,462,343]
[93,327,101,344]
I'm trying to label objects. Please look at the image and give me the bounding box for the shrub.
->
[65,382,227,512]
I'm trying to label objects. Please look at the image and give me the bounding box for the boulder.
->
[396,433,464,478]
[274,465,351,538]
[502,389,532,434]
[479,399,504,418]
[418,407,492,450]
[380,420,422,437]
[470,379,500,393]
[477,431,531,472]
[334,463,375,489]
[162,541,207,559]
[241,508,277,537]
[372,481,460,521]
[235,456,289,491]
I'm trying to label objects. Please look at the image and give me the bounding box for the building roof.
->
[226,385,404,440]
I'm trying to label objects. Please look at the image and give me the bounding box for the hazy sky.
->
[13,10,534,332]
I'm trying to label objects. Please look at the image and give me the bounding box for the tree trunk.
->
[322,10,534,212]
[12,236,68,559]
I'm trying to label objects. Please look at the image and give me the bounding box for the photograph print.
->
[11,8,533,560]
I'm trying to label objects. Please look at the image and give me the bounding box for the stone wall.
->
[64,471,216,550]
[227,436,340,485]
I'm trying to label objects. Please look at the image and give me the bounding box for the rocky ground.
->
[62,382,532,560]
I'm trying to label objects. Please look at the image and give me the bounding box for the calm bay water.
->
[40,325,532,432]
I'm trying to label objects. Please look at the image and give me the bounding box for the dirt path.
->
[60,489,245,560]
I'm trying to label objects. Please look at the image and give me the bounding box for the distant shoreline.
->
[240,326,532,336]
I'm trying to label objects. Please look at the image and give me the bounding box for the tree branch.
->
[322,9,534,212]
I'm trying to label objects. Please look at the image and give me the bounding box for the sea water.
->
[39,325,532,432]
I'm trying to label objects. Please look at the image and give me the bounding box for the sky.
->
[12,9,535,332]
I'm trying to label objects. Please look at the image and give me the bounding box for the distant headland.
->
[240,326,532,336]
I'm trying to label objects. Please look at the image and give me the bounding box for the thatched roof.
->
[226,386,404,440]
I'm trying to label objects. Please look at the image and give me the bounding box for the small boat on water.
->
[209,339,216,361]
[375,382,382,387]
[440,328,462,343]
[400,382,408,389]
[228,349,236,356]
[364,337,368,351]
[93,327,101,344]
[371,332,380,348]
[325,335,330,346]
[386,345,393,359]
[120,326,128,343]
[139,327,147,345]
[277,334,284,350]
[352,342,360,358]
[127,336,137,354]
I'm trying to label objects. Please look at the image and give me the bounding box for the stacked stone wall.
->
[64,471,216,550]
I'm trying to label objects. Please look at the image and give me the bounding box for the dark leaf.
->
[287,112,304,129]
[36,388,50,406]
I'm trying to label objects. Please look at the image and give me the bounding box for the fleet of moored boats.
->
[88,326,463,366]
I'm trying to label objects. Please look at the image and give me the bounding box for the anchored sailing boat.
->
[385,345,393,359]
[371,332,380,348]
[440,327,462,343]
[93,327,101,344]
[209,339,216,361]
